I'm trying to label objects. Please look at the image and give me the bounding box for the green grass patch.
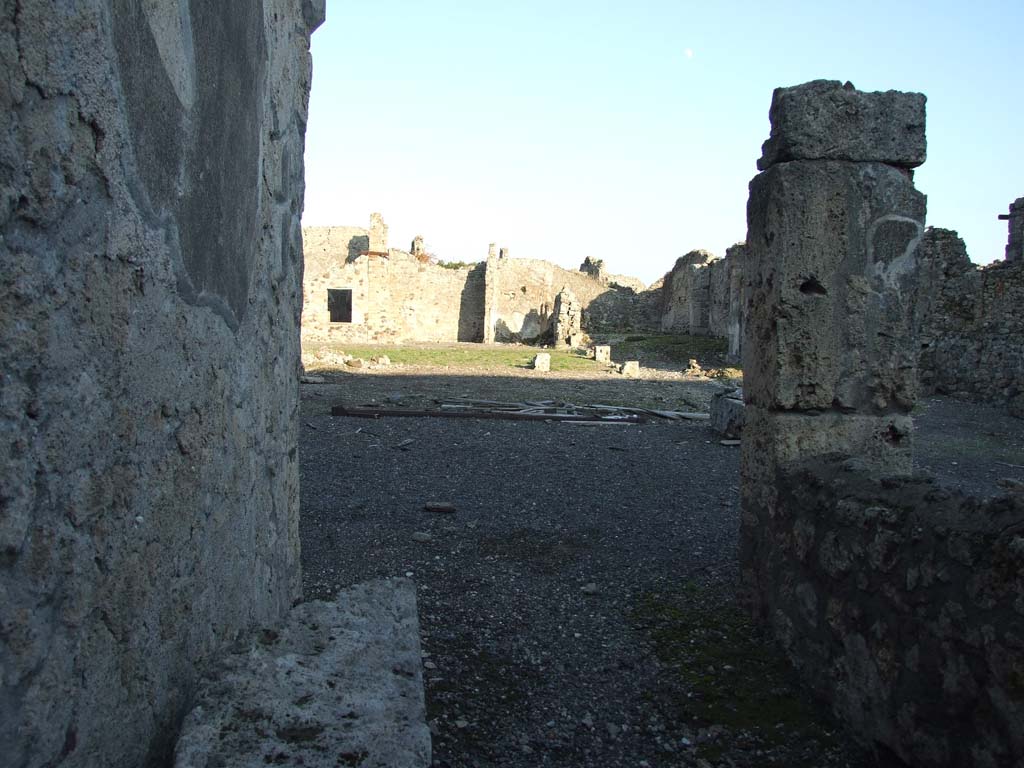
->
[313,344,600,372]
[633,583,839,764]
[614,333,730,366]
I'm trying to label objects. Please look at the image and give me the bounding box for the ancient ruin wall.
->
[725,243,749,364]
[765,458,1024,768]
[707,257,731,338]
[918,227,1024,416]
[659,250,717,334]
[0,3,321,765]
[485,255,658,343]
[302,226,485,344]
[737,80,999,764]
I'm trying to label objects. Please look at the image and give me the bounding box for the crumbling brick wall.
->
[0,2,321,765]
[918,227,1024,416]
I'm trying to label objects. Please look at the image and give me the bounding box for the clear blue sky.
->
[303,0,1022,285]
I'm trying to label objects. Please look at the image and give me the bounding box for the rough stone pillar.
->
[499,246,510,259]
[369,212,388,253]
[725,243,749,364]
[1002,197,1024,262]
[411,235,425,257]
[482,253,500,343]
[740,80,927,610]
[552,288,581,348]
[0,2,323,766]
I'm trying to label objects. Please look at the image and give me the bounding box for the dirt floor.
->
[298,362,1024,768]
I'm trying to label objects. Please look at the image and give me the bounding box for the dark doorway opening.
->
[327,288,353,323]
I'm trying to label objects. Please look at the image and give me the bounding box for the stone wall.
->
[918,227,1024,416]
[707,257,731,337]
[763,458,1024,768]
[659,250,717,333]
[736,80,1008,764]
[304,227,659,347]
[0,3,321,766]
[303,223,485,344]
[658,247,746,343]
[484,254,660,343]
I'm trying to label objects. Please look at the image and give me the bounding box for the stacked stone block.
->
[742,76,926,737]
[741,81,925,540]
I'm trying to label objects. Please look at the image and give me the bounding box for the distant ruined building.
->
[302,214,749,361]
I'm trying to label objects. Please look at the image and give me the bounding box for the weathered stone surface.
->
[593,345,611,364]
[660,249,718,334]
[709,390,745,438]
[738,81,1024,768]
[917,228,1024,415]
[745,160,925,412]
[748,458,1024,768]
[1004,196,1023,263]
[174,579,431,768]
[0,4,319,766]
[757,80,926,171]
[532,353,551,372]
[303,219,487,344]
[552,288,581,348]
[621,360,640,377]
[725,243,749,364]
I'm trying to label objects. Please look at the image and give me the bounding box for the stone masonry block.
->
[621,360,640,377]
[740,406,913,577]
[710,391,745,438]
[594,345,611,364]
[174,579,431,768]
[744,160,925,413]
[532,353,551,372]
[744,406,912,477]
[758,80,926,170]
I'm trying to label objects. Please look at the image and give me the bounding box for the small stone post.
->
[740,80,927,609]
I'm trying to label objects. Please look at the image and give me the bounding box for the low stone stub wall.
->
[1,3,320,766]
[752,457,1024,768]
[918,227,1024,416]
[303,227,485,344]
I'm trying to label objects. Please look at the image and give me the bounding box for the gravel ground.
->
[913,395,1024,498]
[299,372,1022,768]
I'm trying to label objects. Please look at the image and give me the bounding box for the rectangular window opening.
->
[327,288,353,323]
